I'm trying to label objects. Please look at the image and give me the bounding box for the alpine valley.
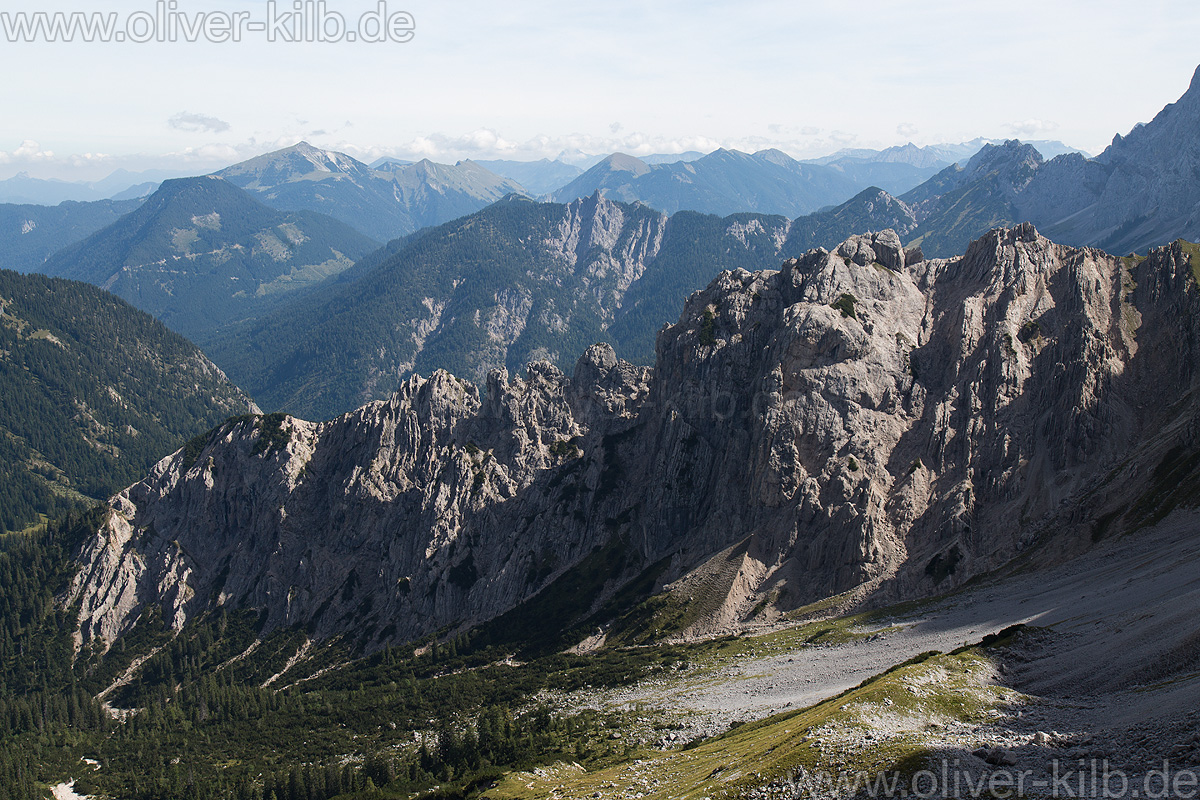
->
[3,64,1200,800]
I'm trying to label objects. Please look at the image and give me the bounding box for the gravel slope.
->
[558,511,1200,770]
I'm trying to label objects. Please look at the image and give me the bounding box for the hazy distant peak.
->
[752,148,795,166]
[601,153,652,174]
[280,141,364,173]
[965,139,1043,176]
[215,144,528,240]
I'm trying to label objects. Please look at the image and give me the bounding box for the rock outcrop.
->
[69,226,1200,652]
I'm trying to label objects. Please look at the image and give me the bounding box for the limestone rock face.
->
[69,227,1200,650]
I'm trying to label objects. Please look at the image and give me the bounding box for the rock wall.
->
[69,227,1200,650]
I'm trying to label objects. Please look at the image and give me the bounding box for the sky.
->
[1,0,1199,182]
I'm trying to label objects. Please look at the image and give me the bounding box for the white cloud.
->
[64,152,113,167]
[0,139,55,165]
[172,143,244,162]
[1004,119,1059,138]
[896,122,919,137]
[337,129,727,165]
[168,112,231,134]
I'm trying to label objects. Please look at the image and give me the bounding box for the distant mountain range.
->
[10,74,1200,430]
[0,168,185,205]
[551,148,864,217]
[0,197,144,273]
[0,137,1091,262]
[801,143,953,195]
[899,139,1044,257]
[23,66,1200,420]
[215,142,527,241]
[804,138,1126,259]
[639,151,707,165]
[475,158,584,195]
[808,138,1087,168]
[799,139,1090,197]
[40,176,378,339]
[0,269,256,533]
[197,64,1200,418]
[0,173,107,204]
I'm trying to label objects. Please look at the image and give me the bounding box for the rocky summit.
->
[70,226,1200,655]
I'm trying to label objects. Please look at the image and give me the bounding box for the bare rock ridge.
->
[69,226,1200,652]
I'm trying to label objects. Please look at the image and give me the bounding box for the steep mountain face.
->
[0,198,143,274]
[552,149,862,217]
[39,176,378,339]
[0,270,258,533]
[900,140,1044,257]
[1025,65,1200,253]
[217,142,527,241]
[69,226,1200,655]
[206,195,793,419]
[825,65,1200,258]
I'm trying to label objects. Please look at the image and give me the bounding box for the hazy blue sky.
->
[2,0,1198,180]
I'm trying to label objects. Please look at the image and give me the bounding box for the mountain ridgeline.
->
[215,142,527,242]
[551,148,864,217]
[70,227,1200,661]
[0,270,258,533]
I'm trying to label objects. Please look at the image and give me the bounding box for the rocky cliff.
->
[69,227,1200,653]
